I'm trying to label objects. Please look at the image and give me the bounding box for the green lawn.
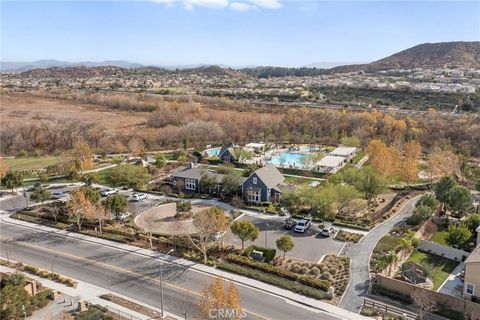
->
[284,175,321,186]
[4,156,61,171]
[430,231,449,246]
[404,251,458,290]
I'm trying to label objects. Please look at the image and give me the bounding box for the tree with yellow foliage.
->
[67,188,95,231]
[62,139,94,176]
[400,140,422,184]
[427,148,461,180]
[366,139,396,177]
[0,159,8,178]
[198,277,243,320]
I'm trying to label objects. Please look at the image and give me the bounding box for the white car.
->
[118,212,131,220]
[101,188,119,196]
[294,219,311,233]
[51,192,67,199]
[320,225,336,237]
[131,193,147,202]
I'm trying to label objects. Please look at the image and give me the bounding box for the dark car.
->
[283,218,297,229]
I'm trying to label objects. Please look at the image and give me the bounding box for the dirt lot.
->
[0,94,156,135]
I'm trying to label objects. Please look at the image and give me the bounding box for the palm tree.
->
[7,273,26,286]
[399,237,413,259]
[384,250,399,276]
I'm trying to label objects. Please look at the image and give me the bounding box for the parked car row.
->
[283,217,337,237]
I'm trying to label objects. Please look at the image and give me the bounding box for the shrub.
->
[217,262,328,300]
[244,245,276,263]
[360,306,378,317]
[226,254,330,291]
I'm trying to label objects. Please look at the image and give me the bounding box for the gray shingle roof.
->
[253,164,284,189]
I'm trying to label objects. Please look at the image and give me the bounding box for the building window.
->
[247,190,260,203]
[466,283,475,295]
[185,179,196,191]
[172,180,177,186]
[253,177,257,185]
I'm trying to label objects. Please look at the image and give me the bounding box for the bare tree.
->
[411,287,437,320]
[186,207,229,263]
[48,204,62,223]
[177,293,195,320]
[142,213,157,249]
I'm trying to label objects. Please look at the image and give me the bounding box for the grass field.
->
[404,251,458,290]
[284,175,321,186]
[430,230,449,246]
[4,156,61,171]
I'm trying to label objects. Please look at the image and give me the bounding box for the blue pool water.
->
[268,152,309,168]
[205,147,222,157]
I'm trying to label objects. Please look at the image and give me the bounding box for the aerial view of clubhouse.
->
[171,143,358,204]
[203,143,356,173]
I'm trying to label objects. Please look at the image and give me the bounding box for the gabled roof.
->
[172,166,225,183]
[251,164,284,189]
[465,245,480,264]
[219,144,236,159]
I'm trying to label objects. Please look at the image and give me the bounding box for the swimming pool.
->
[204,147,221,157]
[267,152,310,168]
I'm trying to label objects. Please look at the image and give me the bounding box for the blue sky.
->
[1,1,479,66]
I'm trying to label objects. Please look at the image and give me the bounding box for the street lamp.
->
[264,222,269,248]
[160,249,174,318]
[23,191,29,209]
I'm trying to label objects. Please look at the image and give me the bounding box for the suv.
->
[101,188,119,196]
[283,218,297,230]
[294,218,311,233]
[131,193,147,202]
[320,224,336,237]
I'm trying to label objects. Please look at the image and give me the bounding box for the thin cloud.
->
[152,0,282,10]
[230,2,257,11]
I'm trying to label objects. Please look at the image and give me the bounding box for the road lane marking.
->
[0,237,270,320]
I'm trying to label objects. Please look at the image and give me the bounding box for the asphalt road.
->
[339,196,420,312]
[0,220,344,320]
[224,216,343,263]
[0,185,75,212]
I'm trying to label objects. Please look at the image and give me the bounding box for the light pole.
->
[23,191,29,209]
[160,249,174,318]
[264,222,269,248]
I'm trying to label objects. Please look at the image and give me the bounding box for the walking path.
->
[339,195,421,312]
[0,214,367,320]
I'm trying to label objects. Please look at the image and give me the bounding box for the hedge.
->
[226,254,331,291]
[244,245,276,263]
[217,262,328,300]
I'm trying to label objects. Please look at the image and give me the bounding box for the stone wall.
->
[376,275,480,315]
[418,240,470,262]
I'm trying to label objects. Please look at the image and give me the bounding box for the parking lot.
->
[224,215,345,263]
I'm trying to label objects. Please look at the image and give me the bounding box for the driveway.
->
[224,215,344,263]
[339,195,421,312]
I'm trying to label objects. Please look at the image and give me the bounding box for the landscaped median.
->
[1,259,77,287]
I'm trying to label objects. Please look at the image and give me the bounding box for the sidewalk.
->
[0,265,180,320]
[1,214,368,320]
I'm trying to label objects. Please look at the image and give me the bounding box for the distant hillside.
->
[0,59,144,72]
[17,65,170,78]
[331,41,480,73]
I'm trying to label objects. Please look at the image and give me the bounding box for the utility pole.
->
[160,249,174,318]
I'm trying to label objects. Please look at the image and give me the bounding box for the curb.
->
[1,216,366,320]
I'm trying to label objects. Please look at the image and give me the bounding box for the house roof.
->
[315,155,345,167]
[465,245,480,264]
[172,166,224,183]
[219,145,235,158]
[330,146,357,156]
[252,164,285,189]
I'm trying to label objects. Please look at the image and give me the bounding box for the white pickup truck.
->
[294,218,311,233]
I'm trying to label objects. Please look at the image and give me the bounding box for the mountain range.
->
[2,41,479,76]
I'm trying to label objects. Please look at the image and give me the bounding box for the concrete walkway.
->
[339,195,421,312]
[1,214,368,320]
[438,262,464,298]
[1,265,178,320]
